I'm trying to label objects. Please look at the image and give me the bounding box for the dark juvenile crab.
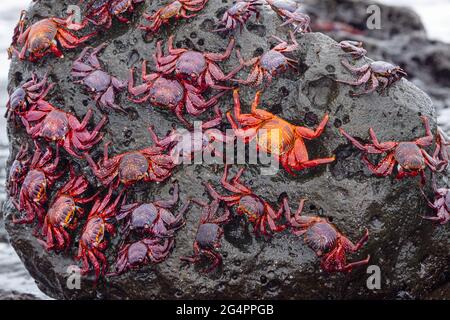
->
[339,116,440,183]
[84,133,176,188]
[5,72,54,121]
[12,142,62,225]
[147,108,235,164]
[338,40,367,60]
[214,0,262,33]
[205,165,285,236]
[337,59,407,96]
[227,90,335,174]
[40,169,97,251]
[21,101,107,158]
[84,0,144,28]
[154,35,243,91]
[9,13,95,62]
[128,63,226,128]
[421,176,450,225]
[108,237,174,276]
[283,196,370,273]
[72,43,127,113]
[140,0,209,35]
[7,144,30,198]
[266,0,311,34]
[77,188,125,280]
[116,181,190,239]
[181,198,231,272]
[233,31,298,87]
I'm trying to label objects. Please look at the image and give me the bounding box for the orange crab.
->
[9,12,95,62]
[227,89,335,174]
[140,0,209,35]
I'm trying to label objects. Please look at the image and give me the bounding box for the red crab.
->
[84,0,144,28]
[140,0,209,35]
[12,142,62,225]
[227,89,335,174]
[266,0,311,33]
[181,198,231,272]
[76,188,125,280]
[21,100,107,158]
[154,35,243,91]
[40,169,97,251]
[338,40,367,60]
[233,31,298,87]
[337,59,407,96]
[204,165,285,236]
[7,144,30,198]
[128,62,226,128]
[147,108,235,164]
[421,176,450,225]
[84,133,176,188]
[9,13,95,62]
[5,72,54,121]
[116,181,190,238]
[72,43,127,113]
[339,116,440,183]
[108,237,174,276]
[283,196,370,273]
[214,0,262,33]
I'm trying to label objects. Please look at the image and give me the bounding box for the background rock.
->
[3,0,449,299]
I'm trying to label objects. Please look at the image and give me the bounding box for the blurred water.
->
[0,0,449,299]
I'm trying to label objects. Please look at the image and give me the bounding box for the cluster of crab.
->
[5,0,450,283]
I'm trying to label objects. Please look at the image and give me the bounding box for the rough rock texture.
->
[304,0,450,134]
[0,289,41,300]
[3,0,449,299]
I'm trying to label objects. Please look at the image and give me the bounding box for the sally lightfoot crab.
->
[7,144,30,198]
[283,197,370,273]
[233,31,298,87]
[147,109,235,164]
[214,0,262,33]
[84,0,144,29]
[339,116,439,183]
[12,142,62,225]
[116,181,190,239]
[338,40,367,60]
[227,89,335,174]
[205,165,285,236]
[266,0,311,34]
[84,133,176,188]
[181,198,231,272]
[21,101,107,158]
[5,72,54,121]
[77,188,125,280]
[420,175,450,225]
[72,43,127,113]
[9,13,95,62]
[140,0,208,35]
[154,35,243,91]
[108,237,174,276]
[40,169,97,251]
[337,59,407,96]
[128,63,226,128]
[434,128,449,171]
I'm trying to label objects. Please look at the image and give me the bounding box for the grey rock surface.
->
[3,0,449,299]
